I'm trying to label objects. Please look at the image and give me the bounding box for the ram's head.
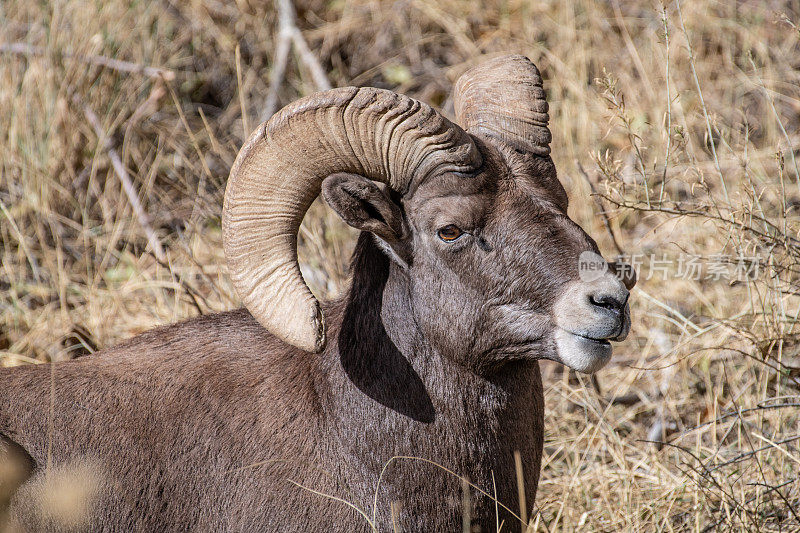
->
[223,55,635,374]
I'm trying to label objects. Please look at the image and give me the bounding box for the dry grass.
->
[1,0,799,530]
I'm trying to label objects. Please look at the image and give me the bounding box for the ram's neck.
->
[318,234,543,529]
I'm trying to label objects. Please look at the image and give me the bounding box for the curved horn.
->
[453,55,551,156]
[223,87,481,353]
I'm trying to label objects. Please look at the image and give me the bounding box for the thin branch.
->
[261,22,292,122]
[745,478,800,524]
[601,196,800,254]
[680,401,800,436]
[0,42,175,80]
[706,434,800,473]
[235,45,250,137]
[640,439,761,530]
[259,0,331,123]
[660,4,672,203]
[75,96,166,262]
[578,163,624,256]
[288,18,331,92]
[747,53,800,194]
[150,252,206,316]
[675,0,731,209]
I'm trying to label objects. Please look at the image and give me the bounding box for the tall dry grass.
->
[1,0,799,530]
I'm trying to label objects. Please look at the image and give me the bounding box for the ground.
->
[1,0,799,530]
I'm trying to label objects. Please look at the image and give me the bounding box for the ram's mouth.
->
[558,327,616,346]
[572,333,612,346]
[553,327,615,374]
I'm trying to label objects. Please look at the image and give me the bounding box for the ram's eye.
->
[437,225,463,242]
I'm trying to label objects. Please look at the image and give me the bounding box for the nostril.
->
[589,293,625,313]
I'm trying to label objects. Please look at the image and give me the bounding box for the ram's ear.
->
[322,173,411,266]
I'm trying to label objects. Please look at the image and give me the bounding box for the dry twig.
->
[578,163,624,256]
[259,0,332,123]
[0,42,176,80]
[74,96,166,262]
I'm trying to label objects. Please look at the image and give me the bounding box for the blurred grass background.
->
[1,0,799,530]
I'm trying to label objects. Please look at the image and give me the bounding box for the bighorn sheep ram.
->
[0,55,634,531]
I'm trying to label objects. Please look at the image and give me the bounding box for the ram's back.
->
[0,309,330,531]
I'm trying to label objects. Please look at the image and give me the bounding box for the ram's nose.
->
[588,287,629,318]
[554,264,632,343]
[585,279,630,341]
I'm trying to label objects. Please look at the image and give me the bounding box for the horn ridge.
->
[223,86,480,352]
[454,54,552,156]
